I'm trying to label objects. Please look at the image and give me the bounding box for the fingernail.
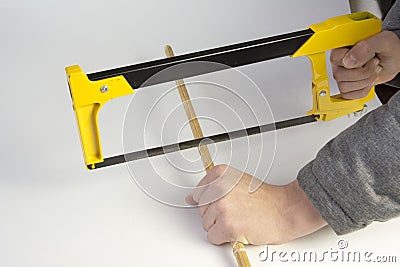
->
[376,65,383,73]
[343,54,357,67]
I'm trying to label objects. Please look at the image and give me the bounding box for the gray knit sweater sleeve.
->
[298,91,400,234]
[383,0,400,36]
[297,2,400,235]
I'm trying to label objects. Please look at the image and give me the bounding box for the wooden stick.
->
[164,45,214,172]
[165,44,251,267]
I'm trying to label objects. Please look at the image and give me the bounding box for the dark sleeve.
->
[297,91,400,235]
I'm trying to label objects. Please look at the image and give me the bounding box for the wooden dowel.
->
[165,44,251,267]
[164,45,214,173]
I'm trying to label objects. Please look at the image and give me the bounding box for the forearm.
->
[297,90,400,235]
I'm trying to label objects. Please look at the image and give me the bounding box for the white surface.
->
[0,0,399,266]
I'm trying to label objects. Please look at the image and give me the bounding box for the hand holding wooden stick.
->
[164,44,251,267]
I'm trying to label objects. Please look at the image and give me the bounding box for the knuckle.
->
[198,206,207,217]
[340,92,354,100]
[332,70,341,81]
[201,219,209,231]
[369,73,378,83]
[207,230,222,245]
[329,51,338,63]
[365,61,379,75]
[330,48,348,64]
[360,88,370,98]
[206,231,216,244]
[214,199,228,213]
[365,75,377,87]
[356,40,372,56]
[357,68,370,80]
[360,65,369,75]
[337,82,350,92]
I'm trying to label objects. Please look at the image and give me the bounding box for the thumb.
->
[342,32,386,68]
[186,165,229,204]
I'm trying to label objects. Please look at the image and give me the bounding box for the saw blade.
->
[89,115,319,169]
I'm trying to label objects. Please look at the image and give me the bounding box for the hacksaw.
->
[65,12,381,170]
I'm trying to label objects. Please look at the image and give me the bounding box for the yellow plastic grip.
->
[66,65,133,169]
[292,12,382,121]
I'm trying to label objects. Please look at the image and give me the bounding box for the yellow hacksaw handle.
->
[65,65,133,169]
[293,12,382,121]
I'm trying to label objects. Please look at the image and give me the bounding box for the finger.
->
[207,219,233,245]
[185,193,211,216]
[340,86,374,100]
[337,66,381,94]
[197,167,242,205]
[333,57,381,82]
[330,47,350,66]
[343,41,374,68]
[201,204,218,231]
[185,194,197,205]
[191,165,228,203]
[186,172,215,205]
[198,203,210,217]
[342,32,395,68]
[206,219,249,245]
[338,77,375,94]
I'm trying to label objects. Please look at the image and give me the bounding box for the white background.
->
[0,0,399,266]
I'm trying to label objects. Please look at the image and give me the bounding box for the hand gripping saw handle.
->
[65,12,381,169]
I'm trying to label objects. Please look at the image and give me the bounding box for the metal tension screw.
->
[348,104,368,118]
[100,85,109,93]
[319,90,327,97]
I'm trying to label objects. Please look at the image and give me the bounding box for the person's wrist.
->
[282,180,328,240]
